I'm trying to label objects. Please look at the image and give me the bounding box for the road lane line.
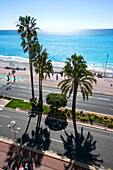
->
[0,114,11,119]
[10,129,19,133]
[109,108,113,111]
[51,138,62,143]
[0,125,3,127]
[108,103,113,106]
[98,97,110,101]
[18,86,27,88]
[13,85,27,88]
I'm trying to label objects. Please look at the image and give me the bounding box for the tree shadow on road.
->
[45,114,68,131]
[3,125,51,170]
[61,127,103,169]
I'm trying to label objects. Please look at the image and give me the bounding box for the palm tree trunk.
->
[30,61,35,99]
[72,86,78,136]
[29,43,35,99]
[39,73,43,112]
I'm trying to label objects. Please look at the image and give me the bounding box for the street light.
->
[7,120,21,165]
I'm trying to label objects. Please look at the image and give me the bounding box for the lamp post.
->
[7,120,21,166]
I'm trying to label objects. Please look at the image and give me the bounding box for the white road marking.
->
[0,125,3,127]
[18,86,27,88]
[0,114,11,119]
[103,88,113,91]
[109,108,113,111]
[98,98,110,101]
[10,129,19,133]
[51,138,62,143]
[108,103,113,106]
[13,85,27,88]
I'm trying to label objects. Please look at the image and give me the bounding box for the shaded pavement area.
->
[0,140,92,170]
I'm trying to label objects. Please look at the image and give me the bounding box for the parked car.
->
[97,73,102,78]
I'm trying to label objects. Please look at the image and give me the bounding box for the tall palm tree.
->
[16,15,39,99]
[58,53,96,135]
[33,43,53,112]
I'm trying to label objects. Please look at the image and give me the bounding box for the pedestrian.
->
[56,74,58,80]
[52,71,54,76]
[25,162,28,170]
[7,75,9,81]
[14,75,16,82]
[30,164,34,170]
[19,162,25,170]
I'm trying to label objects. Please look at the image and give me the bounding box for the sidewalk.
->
[0,67,113,96]
[0,138,96,170]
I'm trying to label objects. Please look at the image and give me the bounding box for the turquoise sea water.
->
[0,29,113,71]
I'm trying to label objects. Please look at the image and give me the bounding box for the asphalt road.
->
[0,81,113,115]
[0,108,113,169]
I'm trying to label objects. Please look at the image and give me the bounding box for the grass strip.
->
[5,98,31,110]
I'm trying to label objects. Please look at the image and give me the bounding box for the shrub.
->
[80,111,83,115]
[29,98,39,111]
[88,113,97,118]
[104,116,108,120]
[67,111,71,118]
[80,117,89,122]
[4,96,11,100]
[97,115,103,123]
[46,93,67,110]
[103,119,111,124]
[110,117,113,122]
[0,95,11,100]
[0,95,3,99]
[107,122,113,128]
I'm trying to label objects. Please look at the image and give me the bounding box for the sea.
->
[0,29,113,72]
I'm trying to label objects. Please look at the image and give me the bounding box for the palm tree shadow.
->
[61,127,103,169]
[45,114,68,131]
[3,115,51,170]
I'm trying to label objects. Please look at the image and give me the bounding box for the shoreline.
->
[0,59,113,75]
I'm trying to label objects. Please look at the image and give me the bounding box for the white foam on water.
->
[0,54,113,73]
[0,55,29,63]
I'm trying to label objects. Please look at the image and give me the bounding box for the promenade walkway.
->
[0,67,113,96]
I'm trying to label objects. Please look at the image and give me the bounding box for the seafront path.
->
[0,66,113,96]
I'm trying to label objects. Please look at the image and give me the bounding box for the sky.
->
[0,0,113,30]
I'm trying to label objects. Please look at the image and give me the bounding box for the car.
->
[97,73,102,78]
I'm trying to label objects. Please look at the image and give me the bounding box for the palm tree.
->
[58,53,96,135]
[33,43,53,112]
[16,15,39,99]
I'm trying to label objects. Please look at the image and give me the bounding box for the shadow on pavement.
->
[61,127,103,169]
[45,114,68,131]
[3,114,51,170]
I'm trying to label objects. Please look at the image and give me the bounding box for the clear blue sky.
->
[0,0,113,30]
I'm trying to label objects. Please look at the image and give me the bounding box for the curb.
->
[0,138,100,170]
